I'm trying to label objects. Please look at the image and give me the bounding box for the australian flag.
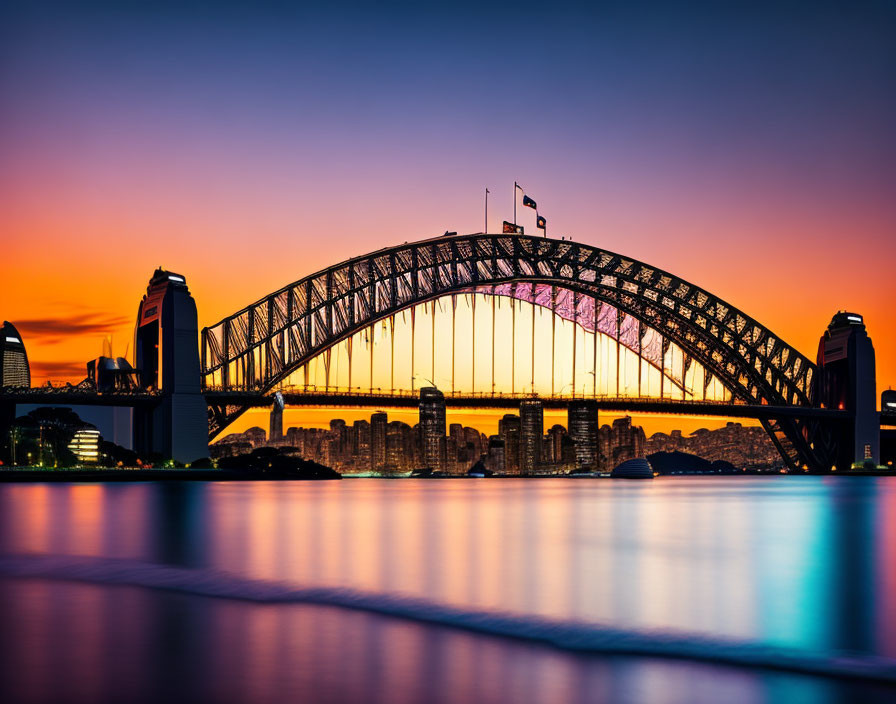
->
[522,195,537,210]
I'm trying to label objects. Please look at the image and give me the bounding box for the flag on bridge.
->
[503,221,524,234]
[522,195,537,210]
[537,215,547,234]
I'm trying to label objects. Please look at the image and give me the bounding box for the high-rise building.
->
[815,312,879,468]
[269,392,284,443]
[328,418,348,470]
[607,416,646,467]
[353,419,371,467]
[486,435,505,473]
[386,420,413,473]
[519,399,544,475]
[568,401,599,470]
[546,424,566,464]
[419,387,446,472]
[370,411,388,472]
[1,321,30,387]
[499,414,521,473]
[465,427,485,459]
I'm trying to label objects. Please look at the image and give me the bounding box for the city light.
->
[68,429,101,464]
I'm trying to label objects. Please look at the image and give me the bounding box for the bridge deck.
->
[5,386,890,424]
[204,389,854,421]
[0,388,159,407]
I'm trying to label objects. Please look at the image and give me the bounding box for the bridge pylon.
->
[814,312,879,470]
[133,269,208,464]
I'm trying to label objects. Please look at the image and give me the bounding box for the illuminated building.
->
[370,411,387,472]
[68,428,101,464]
[386,421,414,472]
[486,435,505,472]
[815,312,879,468]
[270,392,284,443]
[499,414,521,473]
[1,321,30,387]
[519,399,543,475]
[568,401,599,470]
[419,387,446,472]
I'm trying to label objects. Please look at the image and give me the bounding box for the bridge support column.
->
[815,312,880,470]
[134,394,208,464]
[134,269,209,464]
[0,400,15,464]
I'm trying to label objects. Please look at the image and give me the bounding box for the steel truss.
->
[202,233,826,470]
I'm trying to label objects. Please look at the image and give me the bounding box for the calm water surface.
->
[1,477,895,703]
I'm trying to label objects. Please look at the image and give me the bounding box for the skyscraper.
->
[546,424,567,465]
[386,420,414,472]
[499,414,521,474]
[419,387,446,472]
[1,321,30,387]
[568,400,599,470]
[370,411,388,472]
[269,391,284,443]
[519,399,544,475]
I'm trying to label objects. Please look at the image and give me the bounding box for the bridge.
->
[2,232,887,471]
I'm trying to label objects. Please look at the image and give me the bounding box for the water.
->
[1,477,895,703]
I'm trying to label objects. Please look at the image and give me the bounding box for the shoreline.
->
[0,469,893,482]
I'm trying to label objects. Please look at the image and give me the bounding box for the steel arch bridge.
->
[201,233,830,470]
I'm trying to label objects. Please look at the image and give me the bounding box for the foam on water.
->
[1,553,895,685]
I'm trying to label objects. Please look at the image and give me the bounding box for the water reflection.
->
[2,579,894,704]
[1,477,895,662]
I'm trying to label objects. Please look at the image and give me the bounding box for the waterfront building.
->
[386,421,414,472]
[1,321,30,387]
[604,416,646,466]
[371,411,388,472]
[419,387,446,472]
[546,424,566,464]
[486,435,505,473]
[327,419,348,470]
[269,392,284,443]
[68,428,102,464]
[465,427,485,458]
[352,419,371,467]
[568,401,599,470]
[499,414,521,473]
[520,399,544,475]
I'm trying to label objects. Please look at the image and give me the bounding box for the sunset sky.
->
[3,1,894,431]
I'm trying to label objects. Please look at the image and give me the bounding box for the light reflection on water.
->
[1,477,895,703]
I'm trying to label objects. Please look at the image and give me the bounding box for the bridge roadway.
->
[5,386,894,424]
[0,387,159,407]
[204,389,860,422]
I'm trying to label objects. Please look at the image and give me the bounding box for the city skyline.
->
[3,2,894,396]
[212,397,781,475]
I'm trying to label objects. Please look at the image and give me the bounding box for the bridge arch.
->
[202,234,820,468]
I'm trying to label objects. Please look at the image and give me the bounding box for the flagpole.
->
[485,188,489,234]
[513,181,517,226]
